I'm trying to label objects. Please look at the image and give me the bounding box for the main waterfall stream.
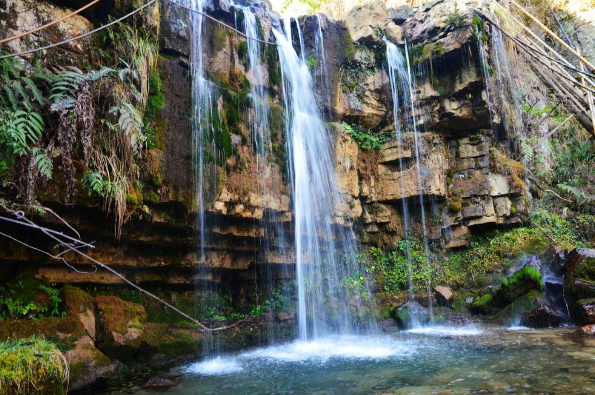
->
[273,20,375,339]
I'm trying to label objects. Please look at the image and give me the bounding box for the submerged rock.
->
[145,374,183,387]
[392,301,430,329]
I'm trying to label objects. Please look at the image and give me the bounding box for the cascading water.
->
[187,0,222,352]
[235,4,293,339]
[385,38,434,322]
[313,15,332,120]
[274,19,375,340]
[384,40,415,301]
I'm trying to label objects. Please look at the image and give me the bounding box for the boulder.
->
[566,248,595,300]
[434,285,455,306]
[519,297,566,328]
[63,285,96,340]
[66,335,119,391]
[392,300,430,328]
[94,296,147,360]
[491,290,544,326]
[576,298,595,325]
[390,5,414,25]
[343,1,403,44]
[378,318,399,331]
[574,324,595,338]
[1,0,93,63]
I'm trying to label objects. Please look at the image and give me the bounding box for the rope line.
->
[166,0,278,46]
[0,0,157,60]
[0,0,102,45]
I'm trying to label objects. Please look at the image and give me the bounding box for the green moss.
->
[343,32,357,60]
[146,92,165,116]
[238,41,248,60]
[448,197,463,213]
[155,332,199,358]
[451,294,469,313]
[266,46,281,87]
[68,362,86,384]
[125,193,139,206]
[492,290,543,325]
[572,257,595,283]
[496,265,543,306]
[148,72,162,95]
[210,23,229,53]
[469,294,493,314]
[0,336,67,395]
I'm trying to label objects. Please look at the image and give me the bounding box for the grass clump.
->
[0,336,68,394]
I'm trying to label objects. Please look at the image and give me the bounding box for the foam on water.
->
[184,357,243,375]
[185,335,417,375]
[245,335,416,362]
[405,326,483,336]
[507,326,531,331]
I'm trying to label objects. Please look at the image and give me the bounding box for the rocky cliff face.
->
[0,0,530,288]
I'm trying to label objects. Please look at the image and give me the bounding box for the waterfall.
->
[186,0,223,353]
[274,20,374,340]
[385,38,434,321]
[314,15,332,120]
[384,40,415,301]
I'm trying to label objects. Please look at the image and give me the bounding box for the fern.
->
[82,172,106,196]
[110,101,145,153]
[32,147,53,179]
[0,110,44,155]
[558,184,595,207]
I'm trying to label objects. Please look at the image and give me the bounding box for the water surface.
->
[92,327,595,395]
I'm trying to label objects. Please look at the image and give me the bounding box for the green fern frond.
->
[32,147,53,179]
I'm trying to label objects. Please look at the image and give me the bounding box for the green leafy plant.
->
[339,122,390,150]
[39,284,65,318]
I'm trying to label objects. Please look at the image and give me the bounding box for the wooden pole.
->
[509,0,595,73]
[578,48,595,139]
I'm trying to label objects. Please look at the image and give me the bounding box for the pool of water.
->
[91,326,595,395]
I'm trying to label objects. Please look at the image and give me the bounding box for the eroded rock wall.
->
[0,0,529,288]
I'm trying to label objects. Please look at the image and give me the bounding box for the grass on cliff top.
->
[0,336,68,395]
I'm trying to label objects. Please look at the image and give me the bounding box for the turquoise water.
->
[91,326,595,395]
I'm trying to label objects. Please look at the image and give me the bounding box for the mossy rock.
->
[63,285,94,316]
[494,264,543,307]
[94,296,147,359]
[451,294,470,313]
[575,298,595,325]
[0,317,84,343]
[568,249,595,284]
[469,294,493,314]
[134,323,202,362]
[491,290,545,326]
[391,301,429,329]
[0,336,67,395]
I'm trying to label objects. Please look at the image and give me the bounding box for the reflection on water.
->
[91,327,595,395]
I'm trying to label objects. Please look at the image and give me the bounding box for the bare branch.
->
[0,204,243,333]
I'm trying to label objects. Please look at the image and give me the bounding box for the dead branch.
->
[0,203,243,333]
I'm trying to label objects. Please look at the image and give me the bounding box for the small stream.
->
[89,326,595,395]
